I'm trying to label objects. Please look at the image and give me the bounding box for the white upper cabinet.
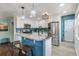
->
[16,16,48,28]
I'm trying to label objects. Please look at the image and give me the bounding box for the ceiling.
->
[0,3,78,18]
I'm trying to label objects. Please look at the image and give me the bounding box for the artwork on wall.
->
[0,23,8,31]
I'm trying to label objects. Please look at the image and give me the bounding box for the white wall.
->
[9,18,14,42]
[0,18,14,43]
[74,5,79,56]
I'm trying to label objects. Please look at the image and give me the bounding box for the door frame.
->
[61,14,75,42]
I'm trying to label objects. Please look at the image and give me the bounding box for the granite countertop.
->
[16,32,48,41]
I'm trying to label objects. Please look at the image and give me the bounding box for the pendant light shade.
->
[30,3,36,17]
[21,6,25,20]
[42,12,49,20]
[21,15,25,19]
[31,10,36,16]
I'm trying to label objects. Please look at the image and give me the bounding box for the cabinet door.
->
[34,41,43,56]
[22,37,44,56]
[22,37,34,56]
[34,45,43,56]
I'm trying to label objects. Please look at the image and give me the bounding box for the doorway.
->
[64,20,74,42]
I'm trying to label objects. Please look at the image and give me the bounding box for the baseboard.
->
[0,41,10,45]
[74,45,78,56]
[74,48,78,56]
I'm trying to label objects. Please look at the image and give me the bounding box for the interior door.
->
[64,20,74,41]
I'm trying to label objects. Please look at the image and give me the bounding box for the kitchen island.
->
[16,32,52,56]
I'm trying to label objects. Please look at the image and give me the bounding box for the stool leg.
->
[25,50,32,56]
[19,49,22,56]
[31,49,33,56]
[19,49,26,56]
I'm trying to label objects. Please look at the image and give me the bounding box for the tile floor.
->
[52,41,76,56]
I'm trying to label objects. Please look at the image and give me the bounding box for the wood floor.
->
[0,44,19,56]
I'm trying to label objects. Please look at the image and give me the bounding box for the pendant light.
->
[42,12,49,20]
[21,6,25,20]
[30,3,36,17]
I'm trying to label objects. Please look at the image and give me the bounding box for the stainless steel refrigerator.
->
[48,22,59,46]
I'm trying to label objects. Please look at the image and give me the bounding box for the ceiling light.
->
[21,6,25,20]
[30,2,37,17]
[63,11,66,13]
[31,10,36,16]
[42,12,49,20]
[21,16,25,20]
[60,3,64,7]
[30,15,33,18]
[37,17,40,20]
[78,14,79,17]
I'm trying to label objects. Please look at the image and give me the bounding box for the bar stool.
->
[10,41,33,56]
[19,45,33,56]
[8,41,21,56]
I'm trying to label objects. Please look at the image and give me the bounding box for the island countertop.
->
[16,32,48,41]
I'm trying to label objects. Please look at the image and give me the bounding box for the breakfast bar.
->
[16,32,52,56]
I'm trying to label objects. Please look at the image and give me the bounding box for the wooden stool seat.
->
[9,41,33,56]
[19,45,33,56]
[21,45,32,51]
[13,41,20,44]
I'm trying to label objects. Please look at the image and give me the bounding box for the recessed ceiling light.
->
[30,15,33,18]
[78,14,79,17]
[63,11,66,13]
[60,3,64,7]
[21,16,25,20]
[37,17,40,20]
